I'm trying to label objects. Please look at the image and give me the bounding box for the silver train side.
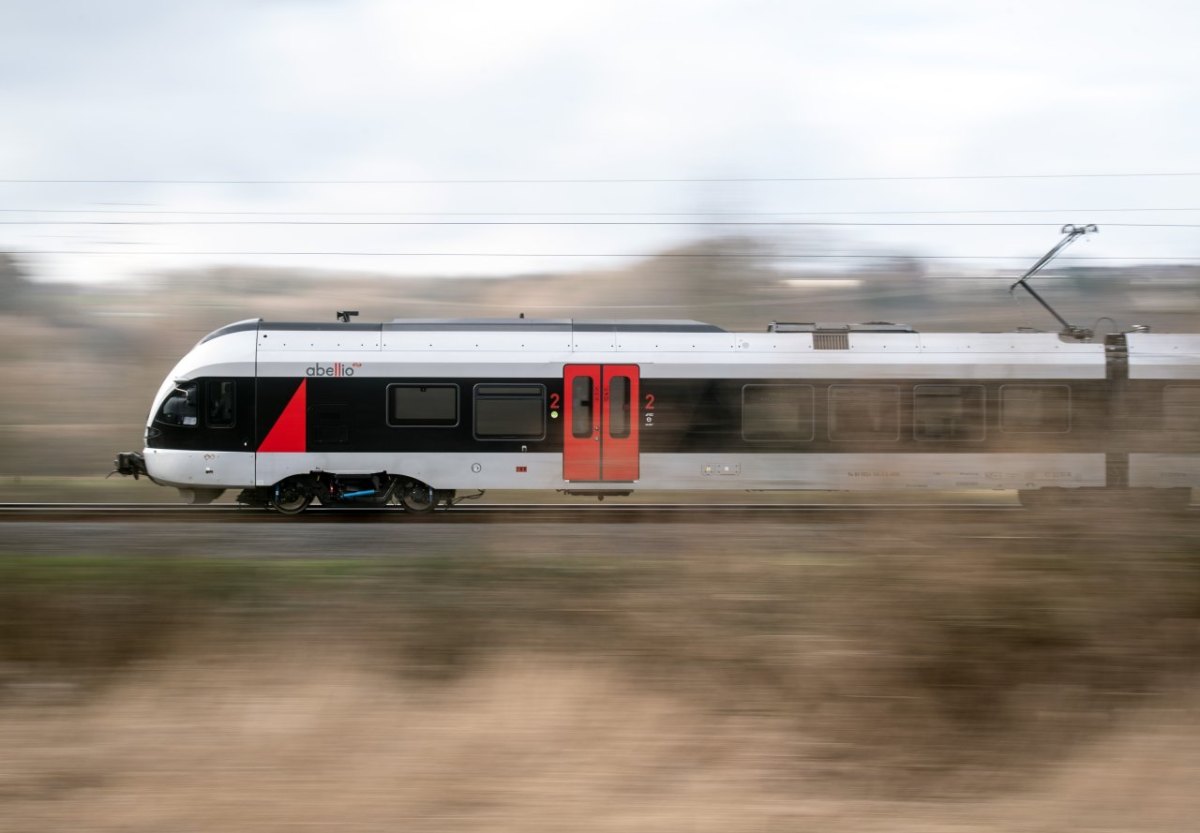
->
[113,318,1200,513]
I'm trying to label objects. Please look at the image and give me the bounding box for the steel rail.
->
[0,501,1025,523]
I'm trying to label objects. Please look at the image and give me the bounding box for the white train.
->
[113,315,1200,513]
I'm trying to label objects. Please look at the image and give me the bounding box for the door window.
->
[609,375,631,439]
[571,376,594,438]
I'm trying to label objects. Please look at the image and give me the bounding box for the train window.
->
[474,384,546,440]
[610,376,631,439]
[742,385,815,441]
[913,385,985,441]
[315,404,349,444]
[572,376,593,439]
[1000,385,1071,433]
[156,381,197,427]
[206,380,236,428]
[388,384,459,427]
[829,385,900,441]
[1163,386,1200,434]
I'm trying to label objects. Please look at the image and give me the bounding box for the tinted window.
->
[742,385,815,441]
[388,384,458,427]
[475,384,546,439]
[572,376,593,439]
[157,382,197,427]
[1001,385,1071,433]
[206,380,236,428]
[609,376,631,439]
[914,385,985,441]
[315,404,349,444]
[829,386,899,441]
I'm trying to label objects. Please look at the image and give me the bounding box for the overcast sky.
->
[2,0,1198,282]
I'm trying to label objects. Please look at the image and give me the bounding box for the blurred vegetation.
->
[1,515,1197,795]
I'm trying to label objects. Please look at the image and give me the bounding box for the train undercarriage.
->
[235,472,460,515]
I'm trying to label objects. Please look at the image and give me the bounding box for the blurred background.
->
[1,2,1199,830]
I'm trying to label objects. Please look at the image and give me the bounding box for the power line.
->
[3,206,1200,218]
[6,250,1198,260]
[2,219,1199,228]
[5,206,1200,216]
[2,172,1200,185]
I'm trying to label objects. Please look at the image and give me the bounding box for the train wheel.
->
[399,481,436,513]
[272,477,314,515]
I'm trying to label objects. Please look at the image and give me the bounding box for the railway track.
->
[0,501,1027,524]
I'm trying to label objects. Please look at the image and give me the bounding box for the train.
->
[112,227,1199,514]
[111,313,1200,514]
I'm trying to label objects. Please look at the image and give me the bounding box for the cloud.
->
[1,0,1198,281]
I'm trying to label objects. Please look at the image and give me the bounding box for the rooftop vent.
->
[814,331,850,350]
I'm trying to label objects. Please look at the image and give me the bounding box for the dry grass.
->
[3,648,1196,833]
[0,512,1198,830]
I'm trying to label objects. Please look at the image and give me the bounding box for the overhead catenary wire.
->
[1,219,1199,228]
[3,171,1200,184]
[5,206,1200,217]
[4,250,1197,260]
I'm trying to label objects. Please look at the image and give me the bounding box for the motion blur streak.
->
[1,510,1197,831]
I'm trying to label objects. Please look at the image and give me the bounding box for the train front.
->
[112,319,260,503]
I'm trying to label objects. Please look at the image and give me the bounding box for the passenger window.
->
[206,380,236,428]
[157,382,198,427]
[609,376,631,439]
[829,385,899,441]
[475,384,546,440]
[388,384,459,427]
[914,385,985,441]
[1001,385,1071,433]
[1163,386,1200,435]
[742,385,815,441]
[572,376,593,439]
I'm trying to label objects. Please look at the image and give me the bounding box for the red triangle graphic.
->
[258,380,307,452]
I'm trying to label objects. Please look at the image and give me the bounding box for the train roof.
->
[200,318,726,343]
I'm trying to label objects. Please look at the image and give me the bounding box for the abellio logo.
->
[306,362,360,378]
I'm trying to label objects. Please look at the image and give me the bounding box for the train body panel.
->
[251,451,1106,491]
[1127,333,1200,379]
[144,448,255,490]
[125,317,1200,510]
[1129,454,1200,488]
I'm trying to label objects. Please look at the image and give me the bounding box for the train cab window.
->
[388,384,459,427]
[474,384,546,440]
[1001,385,1071,433]
[742,385,815,441]
[206,380,236,428]
[914,385,985,441]
[609,375,632,439]
[156,382,197,427]
[829,385,900,441]
[1163,386,1200,435]
[572,376,594,439]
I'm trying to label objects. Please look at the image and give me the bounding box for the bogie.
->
[253,472,458,515]
[272,476,315,515]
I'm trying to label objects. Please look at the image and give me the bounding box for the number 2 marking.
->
[644,393,655,410]
[549,392,561,410]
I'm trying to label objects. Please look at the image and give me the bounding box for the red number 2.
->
[549,392,561,410]
[644,393,655,410]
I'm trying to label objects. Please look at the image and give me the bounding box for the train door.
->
[563,364,640,481]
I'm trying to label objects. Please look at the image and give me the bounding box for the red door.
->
[563,365,640,481]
